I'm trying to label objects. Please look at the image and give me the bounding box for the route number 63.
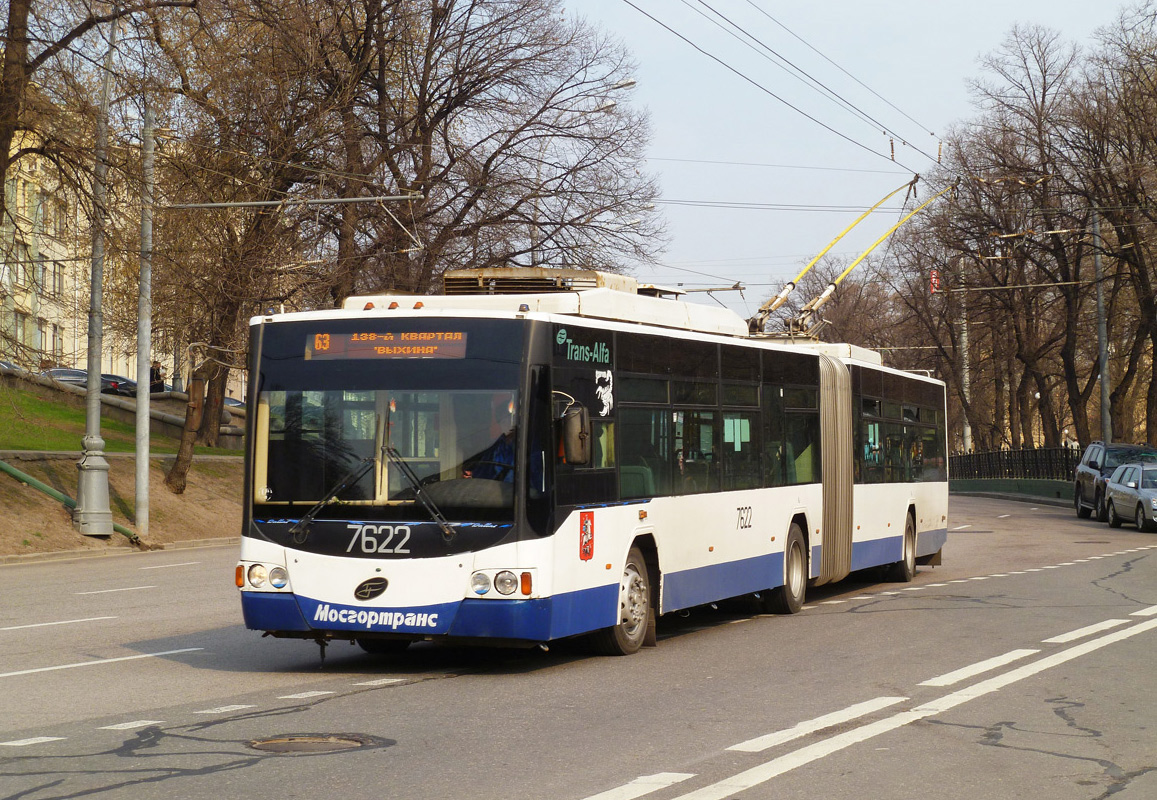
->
[346,523,411,554]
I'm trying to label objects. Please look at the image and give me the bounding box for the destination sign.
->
[306,331,469,360]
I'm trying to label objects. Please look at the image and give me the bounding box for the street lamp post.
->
[74,19,118,536]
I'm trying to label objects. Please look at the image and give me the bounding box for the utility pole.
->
[1092,209,1111,443]
[135,104,155,537]
[957,257,972,453]
[74,19,118,536]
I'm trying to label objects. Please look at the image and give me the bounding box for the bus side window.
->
[618,407,671,498]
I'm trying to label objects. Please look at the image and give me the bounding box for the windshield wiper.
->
[287,456,376,544]
[382,444,457,543]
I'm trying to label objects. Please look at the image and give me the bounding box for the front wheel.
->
[590,547,651,656]
[762,523,807,614]
[1096,492,1109,523]
[1136,504,1154,532]
[887,514,917,582]
[1108,499,1123,528]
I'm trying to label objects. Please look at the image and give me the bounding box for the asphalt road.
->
[2,495,1156,800]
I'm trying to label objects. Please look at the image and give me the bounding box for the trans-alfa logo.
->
[556,328,610,365]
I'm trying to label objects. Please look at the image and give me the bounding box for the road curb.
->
[0,536,239,566]
[951,490,1071,508]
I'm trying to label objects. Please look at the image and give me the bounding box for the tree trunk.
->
[163,370,207,494]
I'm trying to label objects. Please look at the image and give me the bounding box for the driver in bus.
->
[462,394,516,482]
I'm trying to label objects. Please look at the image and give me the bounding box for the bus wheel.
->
[357,638,411,655]
[591,547,651,656]
[888,514,917,582]
[763,524,806,614]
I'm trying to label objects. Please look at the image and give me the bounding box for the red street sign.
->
[930,268,941,293]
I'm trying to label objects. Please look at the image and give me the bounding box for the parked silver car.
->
[1104,462,1157,531]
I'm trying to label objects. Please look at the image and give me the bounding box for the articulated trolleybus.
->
[238,268,948,656]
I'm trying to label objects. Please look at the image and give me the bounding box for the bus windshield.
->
[251,318,525,519]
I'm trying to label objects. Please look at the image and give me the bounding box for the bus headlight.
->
[247,564,268,588]
[470,572,491,595]
[269,566,289,588]
[494,570,518,595]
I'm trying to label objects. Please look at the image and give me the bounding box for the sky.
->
[577,0,1130,321]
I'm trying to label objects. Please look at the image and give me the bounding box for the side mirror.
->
[1089,460,1100,471]
[561,405,591,466]
[1127,481,1137,489]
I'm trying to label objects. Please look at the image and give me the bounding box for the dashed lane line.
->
[1042,619,1130,643]
[139,562,201,570]
[727,696,906,753]
[75,586,156,595]
[0,616,116,632]
[277,691,335,699]
[0,648,203,679]
[194,705,256,714]
[98,720,164,730]
[0,737,66,747]
[582,773,697,800]
[1131,605,1157,617]
[918,649,1039,687]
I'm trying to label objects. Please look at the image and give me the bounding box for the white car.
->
[1104,462,1157,531]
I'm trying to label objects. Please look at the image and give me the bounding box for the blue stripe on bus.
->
[917,527,948,557]
[661,553,784,612]
[241,592,312,631]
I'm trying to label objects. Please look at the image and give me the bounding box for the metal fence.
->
[949,447,1079,481]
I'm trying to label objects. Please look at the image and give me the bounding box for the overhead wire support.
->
[788,179,959,335]
[747,175,919,334]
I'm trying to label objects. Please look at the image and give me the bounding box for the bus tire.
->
[590,547,651,656]
[764,524,806,615]
[357,638,411,655]
[888,513,917,582]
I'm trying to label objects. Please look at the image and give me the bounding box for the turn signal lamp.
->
[388,301,399,310]
[235,565,244,587]
[363,302,375,310]
[520,572,532,595]
[413,301,424,309]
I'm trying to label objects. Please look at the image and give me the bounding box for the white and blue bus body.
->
[238,272,947,655]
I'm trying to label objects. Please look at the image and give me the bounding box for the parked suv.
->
[1074,442,1157,521]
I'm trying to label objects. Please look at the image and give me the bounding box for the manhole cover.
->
[248,734,383,754]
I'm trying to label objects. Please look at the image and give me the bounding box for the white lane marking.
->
[989,574,1010,577]
[1043,565,1062,569]
[947,580,969,584]
[1030,507,1039,511]
[997,514,1011,518]
[0,737,66,747]
[880,592,899,596]
[581,773,697,800]
[139,562,201,570]
[728,696,906,753]
[918,649,1039,687]
[848,596,874,600]
[75,586,156,595]
[1025,568,1044,572]
[673,620,1157,800]
[277,691,334,699]
[820,600,846,605]
[1131,605,1157,617]
[0,648,202,679]
[968,577,989,581]
[98,720,164,730]
[1042,619,1130,643]
[194,705,256,714]
[352,678,404,686]
[0,616,116,632]
[1057,562,1076,566]
[926,583,947,587]
[951,524,972,530]
[901,587,923,592]
[1007,571,1027,575]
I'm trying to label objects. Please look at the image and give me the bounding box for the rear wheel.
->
[762,523,807,614]
[1108,499,1123,528]
[887,513,917,582]
[590,547,651,656]
[1075,486,1092,519]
